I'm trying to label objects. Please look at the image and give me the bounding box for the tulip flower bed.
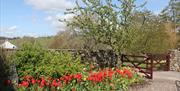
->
[4,67,144,91]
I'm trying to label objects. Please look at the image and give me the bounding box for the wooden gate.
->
[121,53,170,79]
[147,53,170,71]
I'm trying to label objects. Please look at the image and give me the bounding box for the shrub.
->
[13,42,84,78]
[37,51,84,77]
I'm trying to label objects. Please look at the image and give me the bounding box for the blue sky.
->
[0,0,170,38]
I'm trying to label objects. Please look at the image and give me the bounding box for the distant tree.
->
[160,0,180,30]
[11,37,36,48]
[159,0,180,48]
[49,30,84,49]
[125,11,176,53]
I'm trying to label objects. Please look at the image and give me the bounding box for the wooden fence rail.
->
[121,54,153,79]
[121,53,171,79]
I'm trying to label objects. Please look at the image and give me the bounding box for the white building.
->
[0,40,17,49]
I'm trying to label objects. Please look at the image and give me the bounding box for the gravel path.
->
[129,71,180,91]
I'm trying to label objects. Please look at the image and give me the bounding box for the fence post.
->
[121,54,124,66]
[166,54,170,71]
[150,57,153,79]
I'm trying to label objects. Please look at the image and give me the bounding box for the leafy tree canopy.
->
[63,0,175,54]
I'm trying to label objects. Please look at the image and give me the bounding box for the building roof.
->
[0,40,5,45]
[0,40,17,49]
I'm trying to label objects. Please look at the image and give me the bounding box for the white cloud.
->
[25,0,75,12]
[0,25,22,37]
[0,25,19,34]
[45,14,75,31]
[8,25,18,31]
[45,16,53,21]
[0,26,39,38]
[25,0,76,33]
[25,32,38,38]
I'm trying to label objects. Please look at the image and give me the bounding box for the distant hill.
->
[0,36,20,40]
[0,36,54,48]
[10,36,54,48]
[0,36,12,40]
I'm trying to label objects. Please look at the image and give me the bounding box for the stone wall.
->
[79,50,118,68]
[0,49,16,91]
[170,49,180,72]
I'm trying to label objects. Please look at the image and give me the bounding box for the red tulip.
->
[31,78,36,84]
[123,69,133,79]
[39,77,46,88]
[37,80,41,83]
[45,82,50,86]
[60,77,64,81]
[18,84,22,88]
[21,81,29,87]
[51,80,58,87]
[87,71,104,82]
[108,69,114,80]
[103,70,107,77]
[116,69,124,77]
[40,82,45,88]
[74,73,82,81]
[4,80,11,85]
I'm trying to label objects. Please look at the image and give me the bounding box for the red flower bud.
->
[21,81,29,87]
[18,84,22,88]
[31,78,36,84]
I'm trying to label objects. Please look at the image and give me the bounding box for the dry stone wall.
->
[170,49,180,72]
